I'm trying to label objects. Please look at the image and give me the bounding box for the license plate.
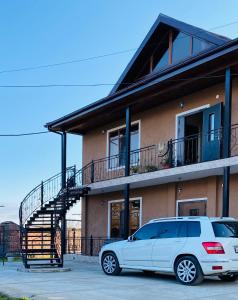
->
[234,246,238,253]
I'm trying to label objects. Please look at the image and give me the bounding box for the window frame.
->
[176,198,207,217]
[106,120,141,171]
[107,197,142,238]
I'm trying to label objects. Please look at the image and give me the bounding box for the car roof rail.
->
[148,216,210,223]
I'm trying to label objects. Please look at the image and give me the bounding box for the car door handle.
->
[175,240,183,243]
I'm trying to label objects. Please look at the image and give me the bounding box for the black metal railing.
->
[66,236,122,256]
[81,124,238,184]
[20,166,77,226]
[231,123,238,157]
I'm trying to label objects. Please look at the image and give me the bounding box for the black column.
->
[61,132,67,257]
[124,107,131,239]
[222,68,232,217]
[61,132,67,189]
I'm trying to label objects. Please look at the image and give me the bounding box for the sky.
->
[0,0,238,223]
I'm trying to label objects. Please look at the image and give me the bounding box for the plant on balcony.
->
[144,165,158,172]
[161,156,170,169]
[130,165,140,174]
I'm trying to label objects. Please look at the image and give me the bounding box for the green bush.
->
[0,293,28,300]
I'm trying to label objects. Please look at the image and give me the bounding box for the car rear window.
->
[212,221,238,238]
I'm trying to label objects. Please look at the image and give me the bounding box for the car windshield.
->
[212,221,238,238]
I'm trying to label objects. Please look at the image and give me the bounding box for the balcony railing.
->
[79,124,238,185]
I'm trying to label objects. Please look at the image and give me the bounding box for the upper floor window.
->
[172,32,191,63]
[153,29,214,73]
[108,123,139,168]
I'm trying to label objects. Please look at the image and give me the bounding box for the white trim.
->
[175,104,210,141]
[106,120,141,170]
[107,197,142,238]
[174,104,210,165]
[176,197,208,217]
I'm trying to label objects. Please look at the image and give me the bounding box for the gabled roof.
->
[46,15,237,134]
[109,14,231,95]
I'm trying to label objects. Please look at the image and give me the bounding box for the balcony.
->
[76,124,238,194]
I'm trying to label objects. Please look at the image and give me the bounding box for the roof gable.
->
[110,14,231,95]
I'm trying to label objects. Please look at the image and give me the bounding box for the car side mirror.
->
[128,235,134,242]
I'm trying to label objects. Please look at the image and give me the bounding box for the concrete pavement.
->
[0,260,238,299]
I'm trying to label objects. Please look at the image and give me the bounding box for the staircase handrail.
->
[19,166,76,226]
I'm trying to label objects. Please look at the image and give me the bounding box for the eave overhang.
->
[45,38,238,135]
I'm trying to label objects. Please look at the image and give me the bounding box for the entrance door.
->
[202,103,222,162]
[109,200,140,238]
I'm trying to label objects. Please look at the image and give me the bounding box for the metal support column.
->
[61,132,67,258]
[222,68,232,217]
[124,106,131,239]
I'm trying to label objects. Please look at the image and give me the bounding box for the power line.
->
[0,131,49,137]
[0,49,136,75]
[0,20,237,76]
[0,73,237,88]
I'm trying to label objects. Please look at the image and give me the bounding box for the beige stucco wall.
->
[80,79,238,238]
[81,174,238,237]
[82,79,238,165]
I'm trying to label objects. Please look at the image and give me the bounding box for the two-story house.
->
[20,15,238,268]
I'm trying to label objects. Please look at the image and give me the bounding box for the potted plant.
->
[130,165,139,174]
[161,156,170,169]
[144,165,158,172]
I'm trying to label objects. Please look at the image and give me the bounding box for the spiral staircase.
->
[19,166,89,269]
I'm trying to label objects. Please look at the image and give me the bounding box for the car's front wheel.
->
[175,256,204,285]
[219,274,238,282]
[101,252,122,276]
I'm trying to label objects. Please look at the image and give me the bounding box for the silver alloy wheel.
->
[177,259,196,283]
[103,255,117,274]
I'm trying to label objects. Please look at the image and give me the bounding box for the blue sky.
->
[1,0,238,223]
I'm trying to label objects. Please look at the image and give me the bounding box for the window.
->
[212,222,238,238]
[172,32,191,63]
[133,223,160,240]
[187,221,201,237]
[110,200,141,238]
[192,37,213,55]
[108,123,139,168]
[153,31,170,72]
[208,113,215,141]
[177,199,207,217]
[158,221,180,238]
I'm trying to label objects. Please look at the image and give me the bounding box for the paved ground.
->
[0,260,238,300]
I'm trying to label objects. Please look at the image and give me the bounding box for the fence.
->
[66,235,122,256]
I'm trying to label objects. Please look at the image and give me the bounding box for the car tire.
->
[142,270,155,275]
[175,256,204,286]
[218,274,238,282]
[101,252,122,276]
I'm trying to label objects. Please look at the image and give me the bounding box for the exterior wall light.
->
[179,101,184,109]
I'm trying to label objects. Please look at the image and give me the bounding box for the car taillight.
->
[202,242,225,254]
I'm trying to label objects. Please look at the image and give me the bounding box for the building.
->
[20,14,238,267]
[0,221,20,255]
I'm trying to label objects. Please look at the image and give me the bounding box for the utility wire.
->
[0,20,237,76]
[0,131,49,137]
[0,74,237,88]
[0,49,136,75]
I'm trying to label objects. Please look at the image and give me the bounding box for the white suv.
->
[99,217,238,285]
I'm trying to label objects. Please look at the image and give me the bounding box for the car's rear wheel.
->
[101,252,121,276]
[218,274,238,282]
[175,256,204,285]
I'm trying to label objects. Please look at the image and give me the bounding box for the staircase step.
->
[26,258,61,262]
[24,249,57,253]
